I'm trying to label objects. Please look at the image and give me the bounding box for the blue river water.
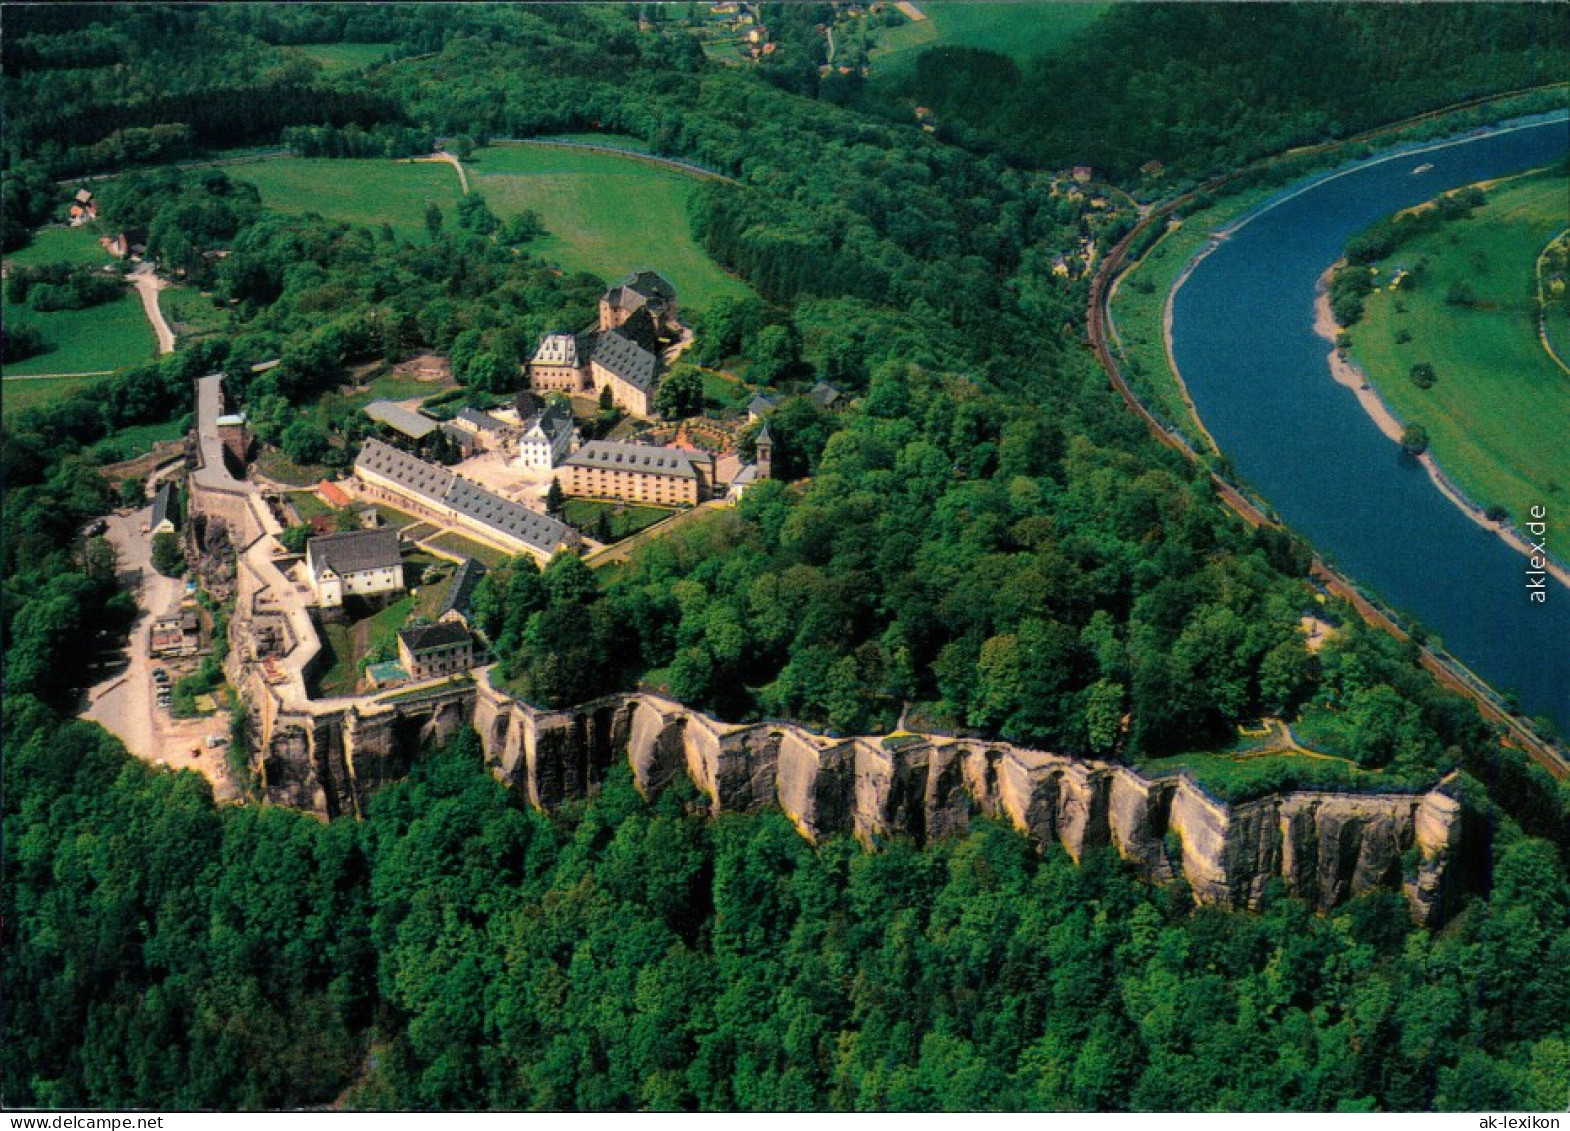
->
[1170,115,1570,729]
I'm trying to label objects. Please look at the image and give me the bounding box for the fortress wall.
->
[256,677,1468,925]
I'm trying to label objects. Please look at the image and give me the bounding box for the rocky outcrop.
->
[251,674,1468,925]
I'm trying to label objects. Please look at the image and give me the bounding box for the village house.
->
[305,528,404,609]
[396,620,475,682]
[558,439,713,507]
[808,380,845,411]
[149,482,176,536]
[439,557,488,626]
[515,401,578,472]
[354,438,579,564]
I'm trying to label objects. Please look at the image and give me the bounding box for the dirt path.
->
[1313,267,1570,591]
[416,151,469,195]
[131,262,175,354]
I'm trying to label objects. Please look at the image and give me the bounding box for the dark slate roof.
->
[449,477,574,553]
[398,620,471,654]
[563,440,700,480]
[457,407,507,433]
[356,439,574,554]
[151,482,174,529]
[440,422,479,455]
[308,528,402,576]
[525,401,576,445]
[808,381,843,409]
[365,400,439,439]
[592,324,659,393]
[748,394,777,417]
[440,557,488,620]
[617,306,660,352]
[623,270,675,303]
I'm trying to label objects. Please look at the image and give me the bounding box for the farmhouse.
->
[306,528,404,609]
[354,438,579,564]
[396,620,475,682]
[558,439,712,507]
[515,401,578,472]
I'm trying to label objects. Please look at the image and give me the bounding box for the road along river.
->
[1169,114,1570,730]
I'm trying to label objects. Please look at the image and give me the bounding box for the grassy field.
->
[561,499,674,542]
[868,4,1108,70]
[1348,170,1570,559]
[89,419,186,462]
[232,158,463,240]
[314,594,416,699]
[2,224,115,269]
[161,286,231,341]
[287,42,393,74]
[2,373,113,417]
[470,144,754,313]
[425,532,509,568]
[1,291,157,378]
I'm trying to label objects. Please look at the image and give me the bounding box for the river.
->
[1170,114,1570,730]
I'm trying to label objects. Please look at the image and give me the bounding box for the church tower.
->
[755,423,773,480]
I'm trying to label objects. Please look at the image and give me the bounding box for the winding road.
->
[131,262,176,354]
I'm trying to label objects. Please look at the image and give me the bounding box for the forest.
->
[4,3,1570,1113]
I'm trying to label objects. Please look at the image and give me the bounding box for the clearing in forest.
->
[469,143,755,314]
[868,3,1108,70]
[233,157,465,240]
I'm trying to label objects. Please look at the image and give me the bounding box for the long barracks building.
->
[354,438,579,564]
[558,439,713,507]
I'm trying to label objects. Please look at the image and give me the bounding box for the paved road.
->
[80,505,236,796]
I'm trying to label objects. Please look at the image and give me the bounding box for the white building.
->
[305,528,404,609]
[515,402,579,473]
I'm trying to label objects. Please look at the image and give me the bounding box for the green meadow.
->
[286,42,394,75]
[2,224,115,269]
[469,144,755,312]
[1349,170,1570,559]
[869,4,1108,70]
[233,158,464,240]
[1,291,156,379]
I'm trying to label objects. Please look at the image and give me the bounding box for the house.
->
[454,406,510,445]
[599,270,679,335]
[528,331,596,395]
[316,480,353,509]
[364,400,439,442]
[75,189,93,205]
[397,621,474,682]
[808,380,844,411]
[515,401,578,472]
[590,307,662,418]
[558,440,713,507]
[747,393,778,422]
[439,422,481,459]
[305,528,404,609]
[1072,165,1093,183]
[150,610,201,658]
[354,438,579,565]
[150,483,176,536]
[439,557,488,625]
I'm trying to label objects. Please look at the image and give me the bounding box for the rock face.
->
[467,682,1467,926]
[252,675,1467,925]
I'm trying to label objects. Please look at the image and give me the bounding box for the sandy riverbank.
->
[1314,266,1570,590]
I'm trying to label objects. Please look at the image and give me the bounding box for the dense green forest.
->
[5,3,1570,1112]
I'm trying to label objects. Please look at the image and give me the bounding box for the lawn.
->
[561,499,675,542]
[313,594,416,699]
[256,448,334,487]
[868,4,1109,70]
[2,224,115,269]
[287,42,394,74]
[425,532,510,568]
[161,286,231,341]
[470,143,755,314]
[1348,170,1570,559]
[0,291,157,377]
[89,419,186,462]
[3,372,114,417]
[232,158,464,241]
